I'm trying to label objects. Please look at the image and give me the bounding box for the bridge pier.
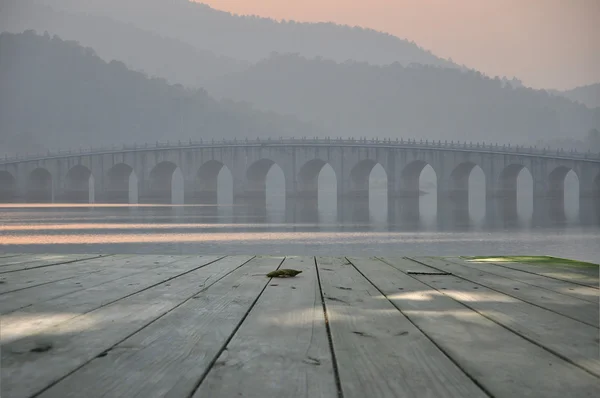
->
[579,190,600,225]
[437,189,471,228]
[338,192,370,223]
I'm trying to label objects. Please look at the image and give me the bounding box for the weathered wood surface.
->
[373,257,600,396]
[463,258,599,288]
[0,254,72,266]
[1,255,252,398]
[410,257,599,327]
[317,256,487,398]
[398,258,600,377]
[0,255,182,314]
[194,256,337,398]
[1,253,599,398]
[444,257,600,304]
[0,255,131,294]
[0,253,25,259]
[0,254,107,273]
[0,255,227,344]
[36,256,281,398]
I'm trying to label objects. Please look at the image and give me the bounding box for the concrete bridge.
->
[1,137,599,225]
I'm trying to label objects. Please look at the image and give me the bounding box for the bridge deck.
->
[0,254,598,398]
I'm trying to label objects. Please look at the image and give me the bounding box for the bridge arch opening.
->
[0,171,16,202]
[444,162,486,225]
[27,168,53,203]
[106,163,138,204]
[547,166,579,222]
[66,165,95,203]
[246,159,285,221]
[194,160,233,207]
[399,161,437,225]
[297,159,338,223]
[497,165,533,223]
[148,161,184,205]
[348,160,388,223]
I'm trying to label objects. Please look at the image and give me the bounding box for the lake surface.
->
[1,204,598,263]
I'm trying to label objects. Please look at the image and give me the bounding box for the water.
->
[1,204,598,263]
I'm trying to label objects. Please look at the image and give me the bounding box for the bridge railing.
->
[2,137,600,164]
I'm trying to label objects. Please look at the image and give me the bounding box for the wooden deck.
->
[0,253,598,398]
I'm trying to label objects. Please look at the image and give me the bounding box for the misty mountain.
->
[0,31,319,155]
[24,0,457,69]
[554,83,600,109]
[0,1,249,87]
[205,54,600,144]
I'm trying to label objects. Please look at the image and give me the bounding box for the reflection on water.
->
[0,203,598,262]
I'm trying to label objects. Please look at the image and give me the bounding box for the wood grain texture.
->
[0,253,26,260]
[316,256,486,398]
[0,254,107,273]
[194,256,337,398]
[0,254,71,266]
[0,255,181,314]
[364,256,600,397]
[0,255,131,294]
[396,258,600,378]
[35,255,281,398]
[444,257,599,304]
[466,259,599,288]
[410,257,599,327]
[0,255,252,398]
[0,255,224,344]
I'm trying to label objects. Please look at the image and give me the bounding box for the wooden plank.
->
[37,255,285,398]
[0,255,224,344]
[445,257,599,304]
[0,255,254,398]
[465,259,599,289]
[410,257,599,327]
[193,256,337,398]
[0,254,63,266]
[0,253,25,259]
[0,254,106,272]
[358,256,600,397]
[0,255,179,314]
[387,257,600,378]
[316,256,487,398]
[0,255,133,294]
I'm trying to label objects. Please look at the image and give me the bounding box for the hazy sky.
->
[200,0,600,90]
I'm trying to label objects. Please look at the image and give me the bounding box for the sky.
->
[199,0,600,90]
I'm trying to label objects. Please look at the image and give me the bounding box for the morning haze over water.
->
[0,0,598,260]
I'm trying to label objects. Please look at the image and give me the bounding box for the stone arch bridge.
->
[1,138,599,225]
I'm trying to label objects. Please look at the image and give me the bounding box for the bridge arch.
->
[547,166,579,222]
[444,161,486,224]
[148,161,184,204]
[0,171,16,202]
[65,165,95,203]
[497,164,533,222]
[399,160,438,224]
[245,159,286,217]
[27,168,53,203]
[347,159,388,223]
[106,163,138,204]
[296,159,338,222]
[193,160,233,206]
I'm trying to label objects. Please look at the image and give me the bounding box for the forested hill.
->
[0,31,319,155]
[0,1,249,88]
[23,0,457,69]
[206,54,600,144]
[555,83,600,109]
